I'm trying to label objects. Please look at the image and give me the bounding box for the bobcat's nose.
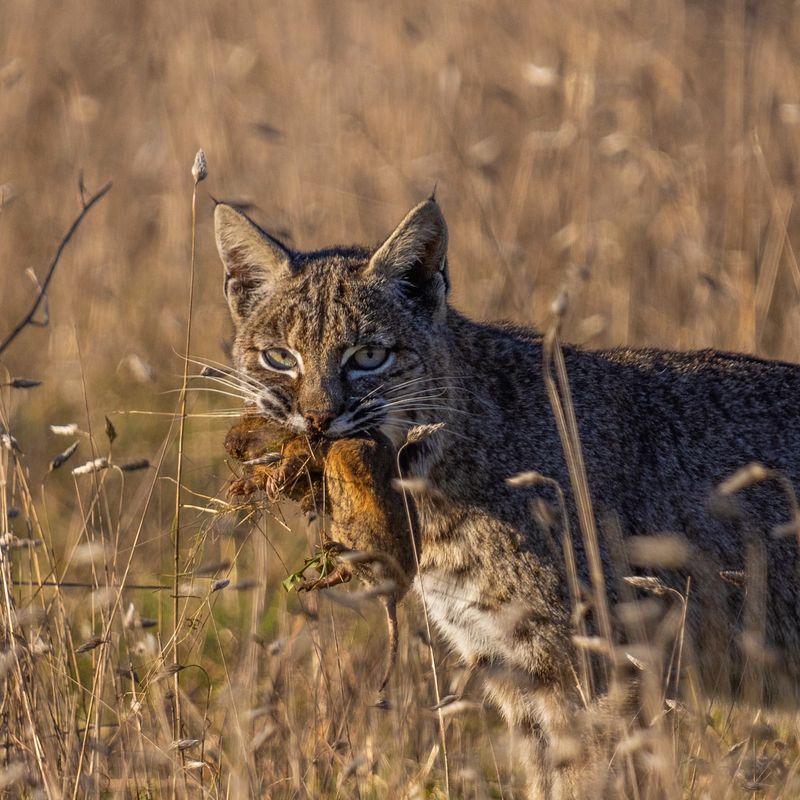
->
[304,410,335,433]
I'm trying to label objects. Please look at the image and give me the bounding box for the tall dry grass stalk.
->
[168,148,207,790]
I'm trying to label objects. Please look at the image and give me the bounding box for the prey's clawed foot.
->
[296,563,353,592]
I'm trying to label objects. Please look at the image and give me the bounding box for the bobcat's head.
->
[214,198,452,445]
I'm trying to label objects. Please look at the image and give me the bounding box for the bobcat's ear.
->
[366,199,449,318]
[214,204,292,321]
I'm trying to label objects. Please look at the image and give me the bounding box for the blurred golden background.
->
[2,1,800,796]
[4,1,800,410]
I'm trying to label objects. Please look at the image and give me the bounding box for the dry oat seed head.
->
[72,542,106,564]
[1,433,20,452]
[522,62,559,87]
[49,441,79,471]
[71,457,109,476]
[392,477,430,494]
[627,534,689,568]
[119,458,150,471]
[624,651,648,672]
[551,288,569,317]
[719,570,746,588]
[571,635,611,654]
[192,149,208,183]
[718,462,770,494]
[405,422,445,443]
[50,423,78,436]
[623,575,668,595]
[104,415,117,444]
[172,738,200,751]
[75,636,106,654]
[8,378,41,389]
[506,470,545,487]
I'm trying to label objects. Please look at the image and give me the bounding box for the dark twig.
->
[12,580,167,590]
[0,181,112,357]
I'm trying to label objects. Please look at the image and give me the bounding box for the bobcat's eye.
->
[347,346,390,372]
[260,348,298,372]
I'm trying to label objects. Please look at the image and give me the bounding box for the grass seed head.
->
[627,534,689,569]
[171,738,201,751]
[506,470,545,487]
[104,415,117,444]
[7,378,41,389]
[718,462,770,495]
[71,457,109,476]
[392,476,430,494]
[49,440,79,471]
[50,423,78,435]
[74,541,108,565]
[1,432,21,452]
[75,636,107,654]
[192,149,208,183]
[405,422,445,443]
[623,575,668,595]
[119,458,150,471]
[551,288,569,318]
[719,570,746,588]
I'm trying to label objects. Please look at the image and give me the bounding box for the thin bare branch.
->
[0,181,112,357]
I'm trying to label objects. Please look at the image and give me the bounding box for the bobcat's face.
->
[214,199,451,445]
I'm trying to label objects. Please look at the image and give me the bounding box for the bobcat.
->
[213,197,800,798]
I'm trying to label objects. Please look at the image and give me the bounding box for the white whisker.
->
[184,355,264,391]
[175,387,257,402]
[191,371,263,396]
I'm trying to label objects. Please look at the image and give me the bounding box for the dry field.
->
[2,0,800,797]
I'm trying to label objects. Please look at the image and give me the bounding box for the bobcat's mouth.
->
[326,405,382,439]
[321,398,406,444]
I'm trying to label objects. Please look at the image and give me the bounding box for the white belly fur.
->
[415,571,508,665]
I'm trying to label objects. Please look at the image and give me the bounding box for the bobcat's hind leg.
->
[484,675,587,799]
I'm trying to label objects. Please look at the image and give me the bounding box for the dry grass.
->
[2,0,800,797]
